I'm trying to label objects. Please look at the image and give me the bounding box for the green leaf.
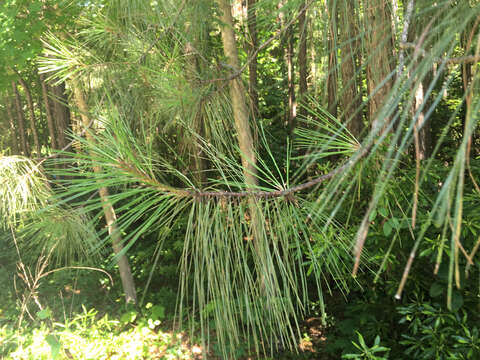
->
[383,222,392,237]
[120,310,137,324]
[390,217,400,229]
[451,291,464,312]
[429,282,444,298]
[45,334,61,360]
[378,207,388,218]
[150,305,165,321]
[37,308,52,320]
[357,332,367,348]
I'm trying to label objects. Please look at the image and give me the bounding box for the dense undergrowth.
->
[1,162,480,360]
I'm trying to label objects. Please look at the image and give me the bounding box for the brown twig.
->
[465,235,480,276]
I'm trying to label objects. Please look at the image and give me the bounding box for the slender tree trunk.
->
[17,77,41,155]
[247,0,259,116]
[216,0,270,296]
[286,25,296,132]
[184,40,207,186]
[278,1,296,131]
[409,2,431,160]
[216,0,258,188]
[413,80,431,159]
[52,82,71,151]
[310,36,318,95]
[39,73,58,150]
[276,1,295,130]
[461,16,478,155]
[5,98,19,154]
[297,1,308,120]
[37,88,44,145]
[365,0,394,132]
[12,81,30,157]
[339,0,362,138]
[327,0,338,118]
[72,80,138,305]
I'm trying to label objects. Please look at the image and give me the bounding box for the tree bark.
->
[327,0,338,118]
[52,82,71,151]
[286,25,296,132]
[39,73,58,150]
[17,76,41,155]
[5,97,19,154]
[409,3,431,160]
[72,80,138,305]
[412,80,431,160]
[364,0,394,132]
[184,40,207,186]
[247,0,259,117]
[11,81,30,157]
[339,0,363,138]
[216,0,258,188]
[297,1,308,120]
[217,0,268,295]
[461,15,477,156]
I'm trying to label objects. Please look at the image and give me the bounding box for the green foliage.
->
[398,301,480,359]
[0,155,96,265]
[0,0,81,87]
[342,333,390,360]
[0,155,50,228]
[1,306,193,360]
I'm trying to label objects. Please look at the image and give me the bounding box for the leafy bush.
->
[1,306,194,360]
[398,301,480,359]
[342,333,390,360]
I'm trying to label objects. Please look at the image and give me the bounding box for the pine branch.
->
[117,147,369,200]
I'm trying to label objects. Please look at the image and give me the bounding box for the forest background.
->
[1,0,480,359]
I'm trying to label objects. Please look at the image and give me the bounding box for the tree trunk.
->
[297,1,308,120]
[247,0,259,117]
[184,40,207,186]
[364,0,394,132]
[39,73,58,150]
[409,2,431,160]
[5,98,19,154]
[216,0,267,295]
[17,77,41,155]
[216,0,258,188]
[413,80,431,160]
[286,25,296,132]
[327,0,338,118]
[12,81,30,157]
[461,15,477,155]
[72,80,138,305]
[339,0,363,138]
[52,82,71,151]
[278,1,296,132]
